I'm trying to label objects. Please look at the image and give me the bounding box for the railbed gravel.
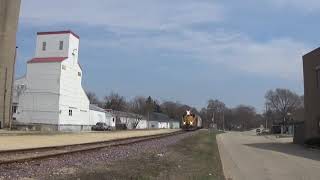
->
[0,131,197,180]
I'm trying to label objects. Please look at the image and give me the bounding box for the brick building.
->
[302,48,320,141]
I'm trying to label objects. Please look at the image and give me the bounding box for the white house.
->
[136,119,148,129]
[169,120,180,129]
[12,76,27,120]
[107,110,147,129]
[105,111,116,128]
[14,30,92,131]
[89,104,116,129]
[148,120,159,129]
[148,112,171,129]
[89,104,106,125]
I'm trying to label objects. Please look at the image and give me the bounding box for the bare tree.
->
[104,92,127,111]
[199,108,209,128]
[207,99,226,129]
[233,105,257,131]
[128,96,147,115]
[145,96,162,113]
[161,101,180,119]
[86,91,100,105]
[265,89,303,131]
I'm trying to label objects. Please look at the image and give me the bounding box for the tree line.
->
[199,88,303,131]
[87,88,304,131]
[86,91,197,121]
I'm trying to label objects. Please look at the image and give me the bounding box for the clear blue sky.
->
[16,0,319,112]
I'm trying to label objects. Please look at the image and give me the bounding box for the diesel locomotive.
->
[182,110,202,130]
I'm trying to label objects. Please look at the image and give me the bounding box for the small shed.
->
[89,104,107,125]
[136,119,148,129]
[170,120,180,129]
[148,112,171,129]
[105,111,116,128]
[148,120,159,129]
[107,110,145,130]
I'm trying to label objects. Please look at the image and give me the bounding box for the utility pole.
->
[222,111,225,131]
[147,111,150,129]
[265,103,268,130]
[212,111,215,128]
[9,47,17,130]
[3,68,8,128]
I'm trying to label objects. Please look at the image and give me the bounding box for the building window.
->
[69,109,73,116]
[59,41,64,50]
[78,72,82,77]
[317,69,320,88]
[62,65,66,70]
[12,105,17,114]
[42,42,46,51]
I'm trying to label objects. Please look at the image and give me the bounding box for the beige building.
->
[0,0,21,128]
[303,48,320,141]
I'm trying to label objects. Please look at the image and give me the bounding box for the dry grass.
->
[68,130,225,180]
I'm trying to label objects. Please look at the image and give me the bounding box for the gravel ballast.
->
[0,131,197,179]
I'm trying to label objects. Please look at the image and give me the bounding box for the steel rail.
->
[0,130,188,165]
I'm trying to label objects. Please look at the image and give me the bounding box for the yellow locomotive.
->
[182,110,202,130]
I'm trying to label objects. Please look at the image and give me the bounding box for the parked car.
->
[91,122,111,131]
[256,128,261,135]
[261,128,269,135]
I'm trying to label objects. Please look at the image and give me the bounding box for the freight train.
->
[182,110,202,131]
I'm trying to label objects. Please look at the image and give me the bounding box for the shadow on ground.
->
[245,142,320,161]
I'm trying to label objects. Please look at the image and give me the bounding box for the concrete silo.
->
[0,0,21,128]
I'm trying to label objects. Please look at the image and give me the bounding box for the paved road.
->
[217,131,320,180]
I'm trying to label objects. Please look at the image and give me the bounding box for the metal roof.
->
[107,110,143,119]
[89,104,106,113]
[149,112,171,122]
[37,30,80,39]
[27,57,68,64]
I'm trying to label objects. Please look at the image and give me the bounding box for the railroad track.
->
[0,130,187,165]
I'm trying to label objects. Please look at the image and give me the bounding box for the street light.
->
[282,112,292,134]
[207,107,224,131]
[206,108,215,129]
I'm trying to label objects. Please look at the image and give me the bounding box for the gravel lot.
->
[0,131,197,180]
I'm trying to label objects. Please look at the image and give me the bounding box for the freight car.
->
[182,110,202,131]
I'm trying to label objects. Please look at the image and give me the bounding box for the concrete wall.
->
[0,0,21,128]
[303,49,320,140]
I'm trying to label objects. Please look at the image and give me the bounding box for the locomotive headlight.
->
[190,121,193,125]
[183,122,186,125]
